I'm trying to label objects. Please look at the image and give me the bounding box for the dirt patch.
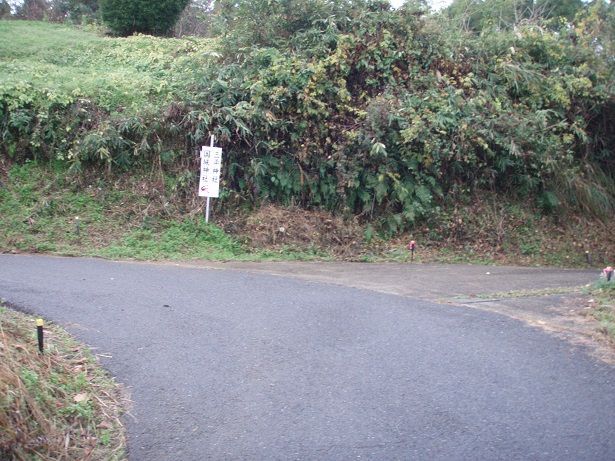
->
[453,294,615,365]
[385,196,615,267]
[220,205,365,257]
[220,197,614,266]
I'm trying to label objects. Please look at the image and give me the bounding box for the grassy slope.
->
[0,162,329,261]
[0,20,215,113]
[2,160,613,267]
[0,22,328,261]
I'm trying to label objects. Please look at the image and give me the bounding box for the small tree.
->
[100,0,190,36]
[15,0,50,20]
[50,0,99,23]
[174,0,212,37]
[0,1,11,19]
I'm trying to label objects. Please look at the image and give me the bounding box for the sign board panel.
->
[198,146,222,198]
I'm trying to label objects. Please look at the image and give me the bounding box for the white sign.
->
[198,146,222,198]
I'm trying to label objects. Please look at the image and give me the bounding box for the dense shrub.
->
[445,0,585,31]
[1,1,614,232]
[174,0,212,37]
[14,0,49,20]
[100,0,190,36]
[181,1,615,230]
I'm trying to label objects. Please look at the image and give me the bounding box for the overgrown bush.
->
[100,0,190,36]
[174,0,212,37]
[0,1,10,19]
[1,1,614,233]
[181,1,615,230]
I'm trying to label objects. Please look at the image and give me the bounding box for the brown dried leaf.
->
[73,393,88,403]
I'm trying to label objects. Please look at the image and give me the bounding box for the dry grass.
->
[0,306,127,460]
[587,280,615,344]
[219,198,615,267]
[221,204,365,258]
[389,196,615,267]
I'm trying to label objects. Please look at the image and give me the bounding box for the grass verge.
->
[587,280,615,344]
[0,162,326,262]
[472,286,586,300]
[0,304,127,460]
[1,162,614,266]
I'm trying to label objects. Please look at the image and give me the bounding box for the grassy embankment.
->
[0,21,328,261]
[588,279,615,343]
[3,159,613,267]
[0,304,126,460]
[0,20,613,266]
[0,161,332,261]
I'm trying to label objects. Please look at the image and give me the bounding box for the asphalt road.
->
[1,254,614,460]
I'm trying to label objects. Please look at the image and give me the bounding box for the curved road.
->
[1,255,614,460]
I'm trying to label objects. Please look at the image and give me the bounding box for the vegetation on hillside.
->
[0,0,613,263]
[2,160,613,266]
[0,20,218,173]
[0,21,215,112]
[0,161,336,260]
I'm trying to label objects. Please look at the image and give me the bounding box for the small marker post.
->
[36,319,44,354]
[408,240,416,262]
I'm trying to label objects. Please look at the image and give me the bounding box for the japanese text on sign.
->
[199,146,223,198]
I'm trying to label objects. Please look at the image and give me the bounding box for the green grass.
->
[0,20,216,113]
[99,224,332,261]
[1,162,612,266]
[0,162,328,262]
[0,162,116,254]
[100,220,245,260]
[474,286,585,300]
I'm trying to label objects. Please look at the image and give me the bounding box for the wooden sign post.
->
[198,135,223,223]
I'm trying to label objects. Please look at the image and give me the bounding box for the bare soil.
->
[220,204,365,258]
[219,199,615,267]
